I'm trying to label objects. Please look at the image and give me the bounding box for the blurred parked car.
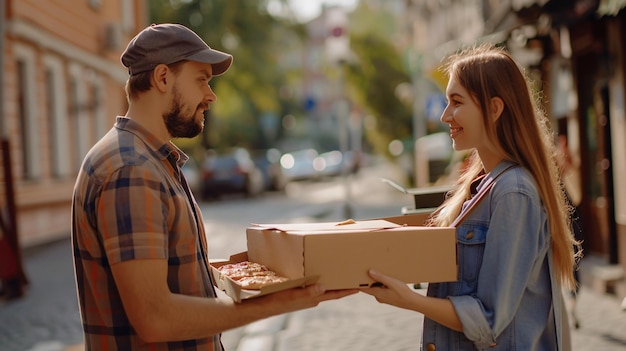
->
[251,148,287,191]
[314,150,344,177]
[181,157,202,196]
[311,150,361,178]
[200,148,264,199]
[279,148,320,181]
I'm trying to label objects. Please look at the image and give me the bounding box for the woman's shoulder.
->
[492,162,539,198]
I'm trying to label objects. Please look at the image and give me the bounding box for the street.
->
[0,159,415,351]
[1,160,626,350]
[200,162,413,261]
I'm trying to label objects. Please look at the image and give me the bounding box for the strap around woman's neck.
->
[450,163,516,228]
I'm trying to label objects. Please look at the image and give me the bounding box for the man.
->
[71,23,355,351]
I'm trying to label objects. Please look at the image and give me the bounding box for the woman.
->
[362,44,581,350]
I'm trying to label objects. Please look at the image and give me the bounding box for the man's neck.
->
[125,98,171,144]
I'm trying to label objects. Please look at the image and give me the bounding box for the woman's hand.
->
[360,269,420,310]
[361,269,463,331]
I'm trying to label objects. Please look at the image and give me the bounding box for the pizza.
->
[217,261,288,289]
[237,275,289,289]
[217,261,270,279]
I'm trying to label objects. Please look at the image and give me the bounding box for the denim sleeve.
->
[450,184,548,349]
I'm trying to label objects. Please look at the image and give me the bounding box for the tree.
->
[343,3,413,158]
[148,0,305,155]
[147,0,415,162]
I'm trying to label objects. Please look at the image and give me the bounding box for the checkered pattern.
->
[72,117,221,350]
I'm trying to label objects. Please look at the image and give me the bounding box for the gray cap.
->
[121,23,233,76]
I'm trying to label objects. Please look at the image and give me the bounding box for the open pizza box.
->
[212,213,456,302]
[210,252,320,303]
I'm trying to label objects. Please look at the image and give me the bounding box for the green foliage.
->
[345,34,412,158]
[149,0,415,161]
[148,0,305,152]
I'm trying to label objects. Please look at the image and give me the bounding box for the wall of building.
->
[405,0,626,296]
[1,0,147,246]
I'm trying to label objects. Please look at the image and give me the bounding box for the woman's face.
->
[441,75,491,153]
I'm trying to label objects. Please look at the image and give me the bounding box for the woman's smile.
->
[450,126,463,138]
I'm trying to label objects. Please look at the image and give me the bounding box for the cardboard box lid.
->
[381,178,451,208]
[248,219,402,234]
[247,219,458,289]
[381,212,432,226]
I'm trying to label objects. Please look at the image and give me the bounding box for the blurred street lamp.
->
[325,6,354,219]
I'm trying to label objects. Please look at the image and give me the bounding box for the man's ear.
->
[152,64,170,93]
[490,96,504,122]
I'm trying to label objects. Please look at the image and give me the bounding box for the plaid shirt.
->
[72,117,222,351]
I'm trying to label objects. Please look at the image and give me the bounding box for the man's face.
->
[163,85,204,138]
[163,62,216,138]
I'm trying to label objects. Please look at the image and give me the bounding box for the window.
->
[88,0,102,10]
[91,76,107,139]
[43,55,70,178]
[121,0,135,32]
[69,63,89,172]
[14,45,40,180]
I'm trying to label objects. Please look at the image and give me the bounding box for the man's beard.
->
[163,87,205,138]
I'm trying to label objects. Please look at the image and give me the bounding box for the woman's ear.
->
[490,97,504,122]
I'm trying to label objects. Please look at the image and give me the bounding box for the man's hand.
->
[248,284,358,314]
[112,258,359,342]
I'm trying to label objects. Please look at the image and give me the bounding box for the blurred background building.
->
[402,0,626,298]
[0,0,146,247]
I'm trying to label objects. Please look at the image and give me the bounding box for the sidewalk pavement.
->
[220,197,626,351]
[2,164,626,350]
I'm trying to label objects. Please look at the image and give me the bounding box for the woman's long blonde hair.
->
[429,44,581,289]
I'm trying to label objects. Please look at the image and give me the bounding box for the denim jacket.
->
[422,161,569,350]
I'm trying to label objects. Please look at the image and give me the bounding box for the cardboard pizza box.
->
[210,251,319,303]
[246,218,457,290]
[381,211,433,226]
[381,178,451,210]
